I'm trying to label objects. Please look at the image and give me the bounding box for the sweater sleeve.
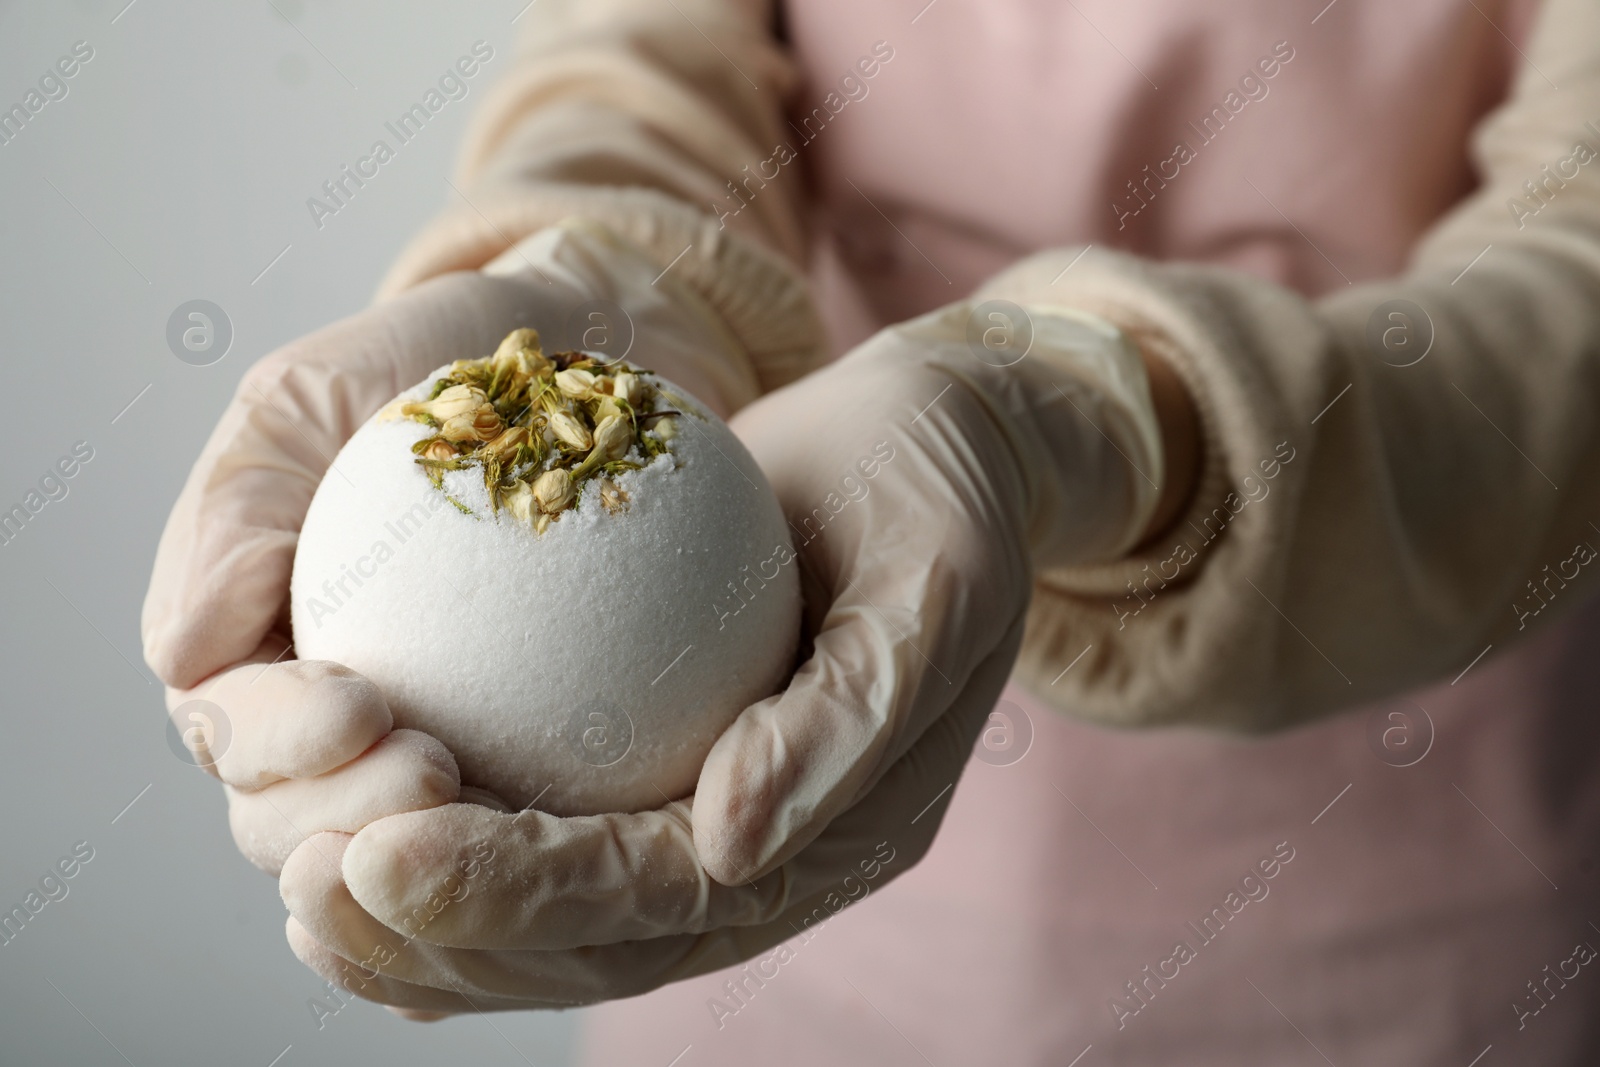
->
[982,0,1600,732]
[376,0,825,400]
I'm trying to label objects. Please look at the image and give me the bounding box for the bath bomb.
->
[290,329,800,816]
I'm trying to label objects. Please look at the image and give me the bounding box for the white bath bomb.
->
[290,362,800,816]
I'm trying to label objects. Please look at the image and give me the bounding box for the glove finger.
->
[167,634,393,789]
[289,619,1022,1006]
[692,587,1022,885]
[229,730,459,874]
[283,639,1004,1008]
[286,917,544,1015]
[589,620,1026,994]
[750,613,1026,935]
[342,616,1022,965]
[142,271,563,691]
[340,799,788,952]
[284,832,703,1003]
[703,365,1031,885]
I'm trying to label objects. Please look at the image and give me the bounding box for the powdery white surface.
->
[290,367,800,816]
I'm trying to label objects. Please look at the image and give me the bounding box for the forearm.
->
[378,0,826,402]
[461,0,808,260]
[988,0,1600,730]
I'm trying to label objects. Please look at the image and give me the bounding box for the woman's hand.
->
[144,225,756,874]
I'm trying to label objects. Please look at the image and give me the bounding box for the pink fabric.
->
[580,1,1600,1063]
[798,0,1536,352]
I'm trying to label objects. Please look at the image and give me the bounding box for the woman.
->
[144,0,1600,1061]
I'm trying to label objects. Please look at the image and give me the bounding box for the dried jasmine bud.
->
[503,480,537,526]
[440,404,503,443]
[404,383,489,422]
[555,369,599,398]
[549,411,593,451]
[569,415,633,481]
[592,395,628,425]
[532,468,575,514]
[590,415,633,463]
[494,327,536,355]
[613,371,645,408]
[482,425,530,461]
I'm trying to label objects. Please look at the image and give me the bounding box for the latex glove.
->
[278,300,1165,1013]
[145,223,755,875]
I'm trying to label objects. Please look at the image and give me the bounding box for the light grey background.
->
[0,1,582,1063]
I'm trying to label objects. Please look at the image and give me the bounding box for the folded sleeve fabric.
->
[983,0,1600,732]
[376,0,826,401]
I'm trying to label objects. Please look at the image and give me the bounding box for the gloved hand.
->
[145,223,758,876]
[277,300,1169,1014]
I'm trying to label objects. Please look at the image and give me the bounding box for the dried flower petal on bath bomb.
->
[503,479,537,525]
[420,439,455,462]
[613,371,645,408]
[532,468,575,514]
[591,415,632,462]
[441,404,503,443]
[598,478,628,514]
[483,425,530,461]
[549,411,593,451]
[405,384,488,423]
[555,369,599,398]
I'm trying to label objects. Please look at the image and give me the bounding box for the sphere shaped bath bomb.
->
[289,329,800,816]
